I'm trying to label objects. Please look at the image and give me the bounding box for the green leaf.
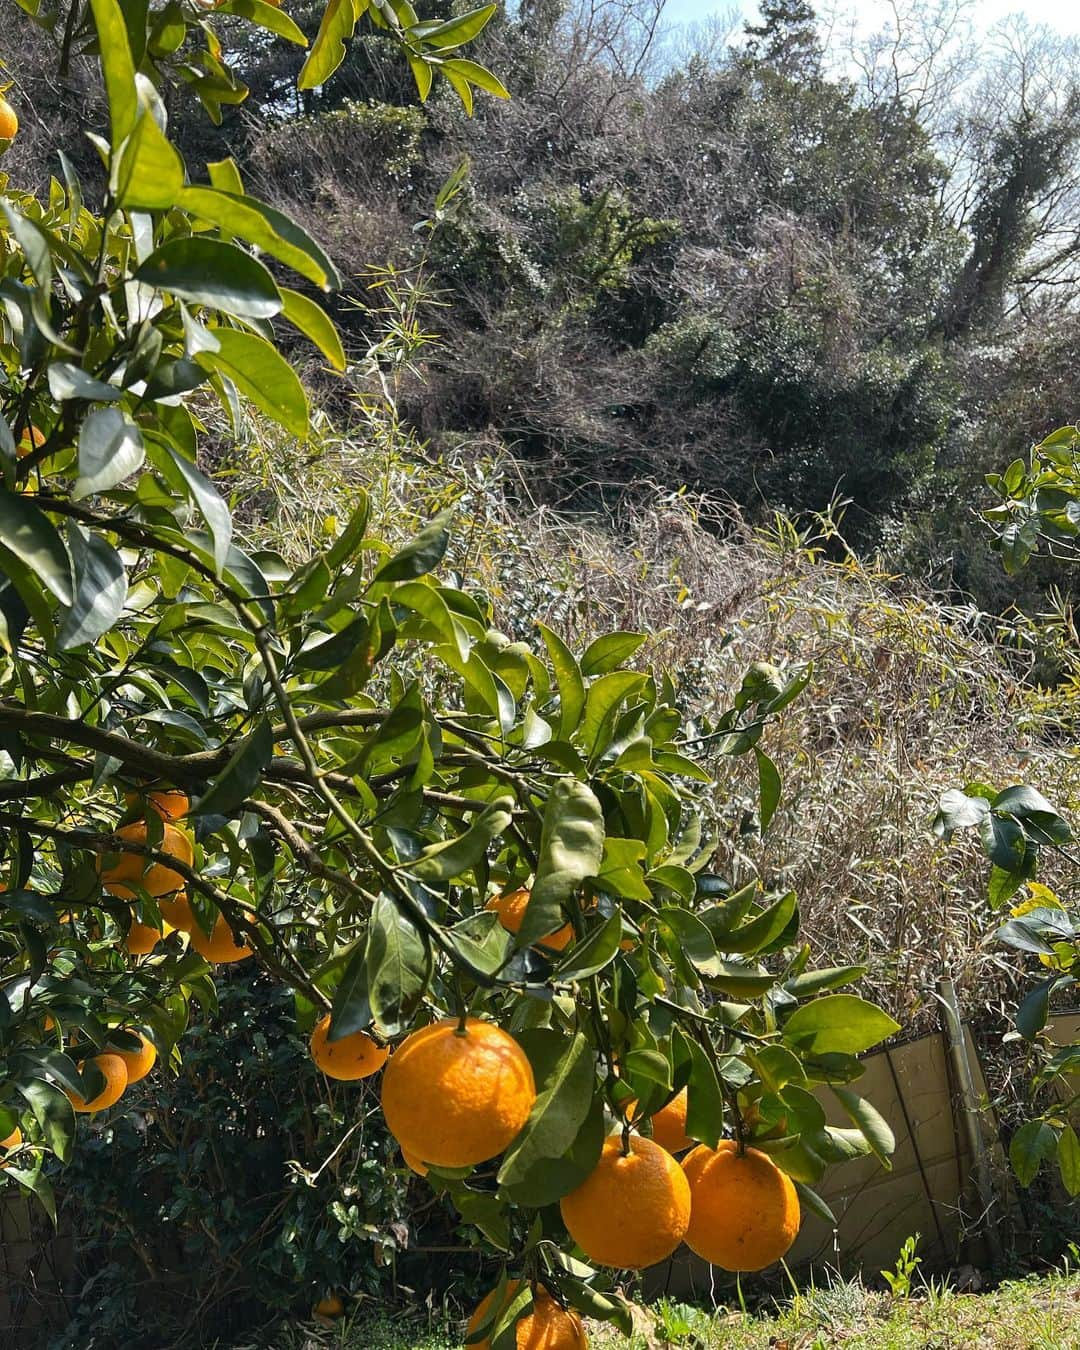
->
[784,965,866,997]
[135,239,282,318]
[73,408,144,500]
[194,717,274,818]
[831,1087,895,1167]
[88,0,138,141]
[979,811,1029,873]
[410,797,514,882]
[755,748,781,832]
[7,1160,57,1223]
[416,4,497,49]
[718,891,797,956]
[365,893,430,1038]
[580,631,647,676]
[499,1030,596,1203]
[1010,1119,1058,1187]
[16,1078,76,1164]
[442,57,510,100]
[179,187,341,290]
[517,780,604,947]
[683,1034,725,1149]
[163,445,233,577]
[579,671,646,758]
[195,328,309,437]
[299,0,368,90]
[782,995,900,1057]
[1015,978,1054,1041]
[328,942,370,1038]
[115,111,185,210]
[1058,1124,1080,1197]
[215,0,309,44]
[57,530,128,650]
[556,909,623,981]
[372,511,451,582]
[536,622,585,737]
[280,287,346,371]
[0,490,74,606]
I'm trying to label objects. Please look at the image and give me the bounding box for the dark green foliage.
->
[49,969,426,1347]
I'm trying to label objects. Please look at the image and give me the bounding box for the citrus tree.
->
[935,423,1080,1199]
[0,2,900,1340]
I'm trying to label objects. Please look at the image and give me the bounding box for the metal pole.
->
[937,977,1003,1265]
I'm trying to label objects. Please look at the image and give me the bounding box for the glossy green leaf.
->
[831,1087,895,1166]
[16,1077,76,1164]
[179,187,341,290]
[299,0,368,90]
[536,622,584,737]
[410,797,514,881]
[1010,1119,1058,1187]
[115,111,185,210]
[499,1030,596,1202]
[194,717,274,818]
[196,328,309,437]
[280,287,346,370]
[580,631,647,677]
[73,408,144,500]
[136,239,282,318]
[783,995,900,1057]
[365,894,430,1038]
[517,780,604,946]
[88,0,138,141]
[0,490,74,606]
[372,511,451,582]
[57,530,128,650]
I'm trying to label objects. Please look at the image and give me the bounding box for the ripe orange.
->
[15,425,45,458]
[0,1126,21,1150]
[68,1053,128,1114]
[467,1281,587,1350]
[188,913,254,964]
[100,820,193,897]
[158,891,197,932]
[681,1140,800,1271]
[560,1133,691,1269]
[125,919,164,955]
[0,98,17,142]
[401,1148,428,1176]
[381,1018,536,1168]
[309,1014,389,1081]
[624,1087,692,1154]
[313,1293,344,1318]
[126,787,190,822]
[108,1032,157,1085]
[486,888,573,952]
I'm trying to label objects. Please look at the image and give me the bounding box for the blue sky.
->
[662,0,1080,36]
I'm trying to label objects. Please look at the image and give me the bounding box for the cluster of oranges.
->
[303,885,802,1345]
[98,787,253,964]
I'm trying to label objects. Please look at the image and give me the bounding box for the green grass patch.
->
[282,1270,1080,1350]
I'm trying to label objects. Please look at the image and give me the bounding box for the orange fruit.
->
[100,820,193,897]
[624,1087,692,1154]
[125,919,164,955]
[681,1140,800,1271]
[467,1280,587,1350]
[401,1148,428,1176]
[107,1032,157,1085]
[560,1134,691,1269]
[313,1293,344,1318]
[16,425,45,458]
[0,98,17,142]
[381,1018,536,1168]
[158,892,197,932]
[309,1014,389,1081]
[68,1053,128,1114]
[126,788,190,822]
[0,1125,21,1150]
[188,913,254,964]
[486,888,573,952]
